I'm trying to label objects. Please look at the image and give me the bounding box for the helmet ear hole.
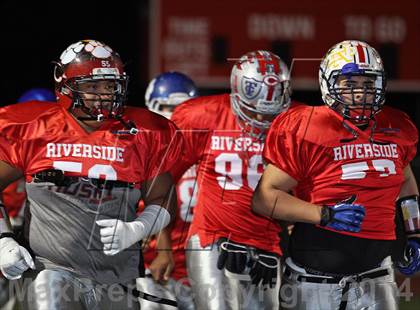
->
[53,62,65,83]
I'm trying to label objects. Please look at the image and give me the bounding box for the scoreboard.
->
[149,0,420,91]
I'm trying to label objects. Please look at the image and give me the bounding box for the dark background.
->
[0,0,419,181]
[0,1,148,105]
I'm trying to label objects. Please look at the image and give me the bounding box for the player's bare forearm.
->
[0,161,23,191]
[155,226,173,251]
[141,172,177,221]
[399,165,419,198]
[0,161,23,235]
[252,164,322,224]
[253,182,321,224]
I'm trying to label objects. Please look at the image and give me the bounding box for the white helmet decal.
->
[60,40,113,65]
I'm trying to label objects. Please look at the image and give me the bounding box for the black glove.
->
[217,238,249,274]
[248,248,279,288]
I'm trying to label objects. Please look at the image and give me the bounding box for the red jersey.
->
[264,104,418,240]
[0,101,183,284]
[142,165,197,281]
[171,94,282,255]
[0,101,182,181]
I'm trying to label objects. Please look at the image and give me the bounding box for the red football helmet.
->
[54,40,128,121]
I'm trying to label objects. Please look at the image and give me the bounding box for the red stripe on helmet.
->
[356,44,366,63]
[271,55,280,75]
[255,51,281,76]
[266,85,275,101]
[256,51,267,75]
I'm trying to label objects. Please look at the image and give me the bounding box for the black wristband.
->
[320,206,332,226]
[397,195,419,209]
[0,232,16,240]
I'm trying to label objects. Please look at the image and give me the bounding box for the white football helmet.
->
[319,40,386,124]
[230,50,291,139]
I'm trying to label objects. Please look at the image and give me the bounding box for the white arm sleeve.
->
[96,204,172,256]
[135,204,171,237]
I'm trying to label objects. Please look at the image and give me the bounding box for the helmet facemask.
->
[147,93,192,119]
[231,79,291,140]
[323,70,385,125]
[64,74,128,121]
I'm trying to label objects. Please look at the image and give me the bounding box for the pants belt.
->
[284,265,389,284]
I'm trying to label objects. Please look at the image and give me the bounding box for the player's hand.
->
[248,249,279,288]
[96,219,145,256]
[320,195,365,233]
[217,238,248,274]
[397,237,420,276]
[0,237,35,280]
[149,250,174,285]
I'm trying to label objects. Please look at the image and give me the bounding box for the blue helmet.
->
[145,72,197,118]
[18,88,56,103]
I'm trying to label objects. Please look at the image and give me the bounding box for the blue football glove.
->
[320,195,365,233]
[397,238,420,276]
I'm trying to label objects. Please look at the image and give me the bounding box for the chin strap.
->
[72,108,138,135]
[368,119,390,145]
[339,120,359,143]
[114,116,139,135]
[339,117,389,146]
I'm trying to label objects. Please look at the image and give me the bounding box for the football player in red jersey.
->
[171,50,292,309]
[252,40,419,309]
[0,88,55,310]
[0,40,182,310]
[2,88,55,229]
[138,71,198,310]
